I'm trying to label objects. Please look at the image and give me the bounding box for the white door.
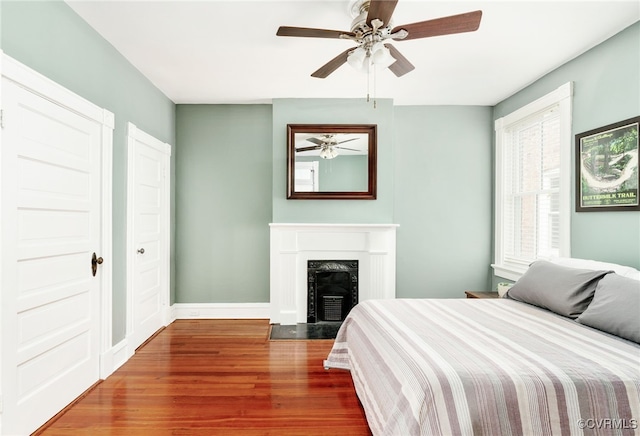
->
[1,62,112,435]
[127,123,170,351]
[295,161,319,192]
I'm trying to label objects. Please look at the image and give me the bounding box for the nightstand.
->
[465,291,500,299]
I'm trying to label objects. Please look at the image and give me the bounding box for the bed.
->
[324,259,640,435]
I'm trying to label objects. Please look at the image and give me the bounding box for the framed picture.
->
[575,116,639,212]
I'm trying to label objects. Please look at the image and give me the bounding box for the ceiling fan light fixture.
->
[320,145,338,159]
[347,47,369,73]
[370,42,395,68]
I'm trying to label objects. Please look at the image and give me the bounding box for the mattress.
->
[324,298,640,435]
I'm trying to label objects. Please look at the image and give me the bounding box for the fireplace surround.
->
[269,223,398,325]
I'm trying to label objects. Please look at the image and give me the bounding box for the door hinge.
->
[0,109,4,129]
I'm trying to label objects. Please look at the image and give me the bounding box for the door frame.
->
[126,122,171,353]
[0,52,114,431]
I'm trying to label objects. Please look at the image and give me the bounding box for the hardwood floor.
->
[36,319,371,435]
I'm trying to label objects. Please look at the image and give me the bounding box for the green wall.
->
[1,1,176,343]
[318,156,368,192]
[296,155,369,191]
[494,22,640,270]
[177,100,494,301]
[175,105,272,303]
[272,98,395,223]
[394,106,494,297]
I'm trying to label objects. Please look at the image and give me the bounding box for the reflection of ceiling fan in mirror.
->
[277,0,482,78]
[296,135,360,159]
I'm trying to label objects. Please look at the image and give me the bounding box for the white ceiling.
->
[65,0,639,106]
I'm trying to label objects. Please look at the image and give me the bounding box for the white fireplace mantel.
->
[269,223,398,325]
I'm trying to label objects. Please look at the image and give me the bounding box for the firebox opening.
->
[307,260,358,324]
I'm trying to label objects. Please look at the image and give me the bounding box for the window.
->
[493,83,573,281]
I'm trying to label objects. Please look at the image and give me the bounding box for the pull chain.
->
[373,65,377,109]
[365,59,378,108]
[366,61,371,103]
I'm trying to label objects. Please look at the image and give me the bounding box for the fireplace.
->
[307,260,358,323]
[269,223,398,325]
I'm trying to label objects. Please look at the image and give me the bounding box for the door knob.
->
[137,248,145,254]
[91,252,104,277]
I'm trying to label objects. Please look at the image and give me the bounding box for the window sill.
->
[491,263,527,281]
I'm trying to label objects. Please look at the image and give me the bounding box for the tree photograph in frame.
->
[576,116,639,212]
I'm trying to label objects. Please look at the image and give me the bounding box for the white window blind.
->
[494,83,572,280]
[503,109,560,264]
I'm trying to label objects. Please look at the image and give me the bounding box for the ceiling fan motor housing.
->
[349,0,392,44]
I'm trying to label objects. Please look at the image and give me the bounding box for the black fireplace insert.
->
[307,260,358,324]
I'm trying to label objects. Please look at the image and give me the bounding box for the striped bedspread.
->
[324,299,640,435]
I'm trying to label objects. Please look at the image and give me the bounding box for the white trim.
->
[172,303,270,320]
[126,123,172,352]
[557,85,573,259]
[1,54,108,125]
[99,339,134,377]
[490,263,527,282]
[496,82,572,127]
[127,122,172,155]
[126,127,136,343]
[0,48,4,435]
[494,82,573,280]
[99,109,114,379]
[161,145,172,327]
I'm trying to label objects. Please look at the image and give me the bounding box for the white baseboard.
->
[100,338,133,379]
[172,302,270,319]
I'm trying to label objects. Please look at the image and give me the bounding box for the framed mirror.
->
[287,124,377,200]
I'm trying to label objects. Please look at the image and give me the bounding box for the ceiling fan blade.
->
[391,10,482,41]
[306,137,325,145]
[384,44,415,77]
[311,48,352,78]
[336,146,360,152]
[277,26,354,39]
[296,145,322,152]
[336,137,359,145]
[366,0,399,27]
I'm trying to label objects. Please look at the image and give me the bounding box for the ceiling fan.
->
[277,0,482,78]
[296,134,360,159]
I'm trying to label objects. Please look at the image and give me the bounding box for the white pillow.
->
[548,257,640,281]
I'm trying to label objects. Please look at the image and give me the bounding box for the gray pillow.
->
[577,273,640,343]
[506,260,611,318]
